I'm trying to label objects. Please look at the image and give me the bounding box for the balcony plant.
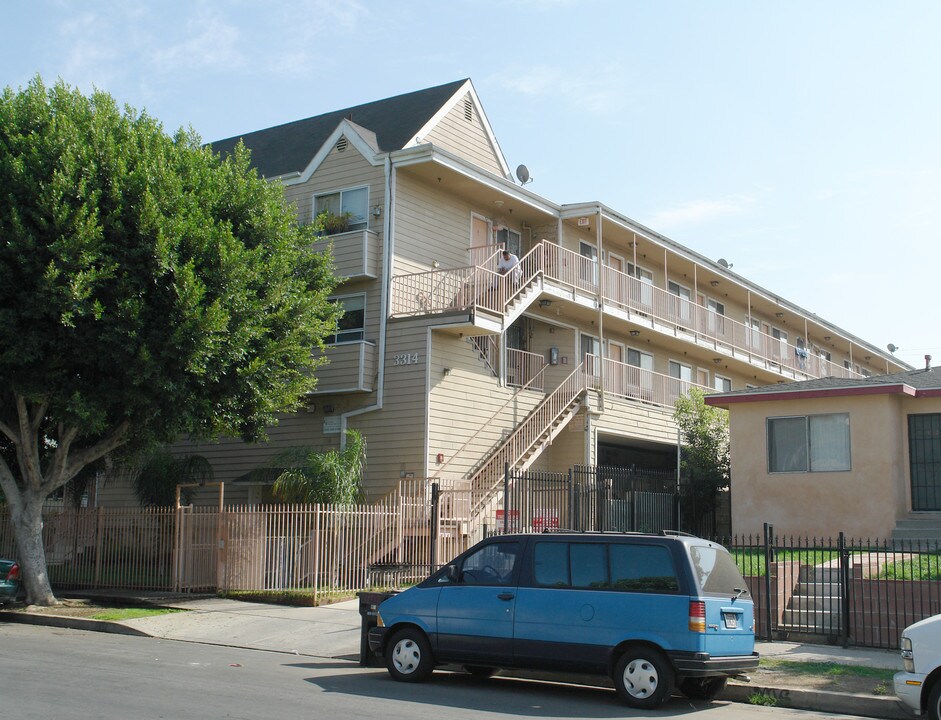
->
[313,209,354,235]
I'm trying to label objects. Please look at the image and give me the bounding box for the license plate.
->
[723,612,738,629]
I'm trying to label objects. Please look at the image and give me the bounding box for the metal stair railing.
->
[467,363,588,512]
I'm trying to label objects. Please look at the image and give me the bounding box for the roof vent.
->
[463,96,473,122]
[336,137,348,153]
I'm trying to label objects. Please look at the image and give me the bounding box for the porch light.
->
[539,300,552,308]
[630,330,641,337]
[710,280,720,287]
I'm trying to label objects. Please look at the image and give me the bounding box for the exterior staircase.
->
[779,564,844,641]
[892,513,941,541]
[465,365,587,520]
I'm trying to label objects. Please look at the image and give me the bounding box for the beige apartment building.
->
[99,79,909,508]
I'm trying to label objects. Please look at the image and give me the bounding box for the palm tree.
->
[272,429,366,504]
[134,450,215,507]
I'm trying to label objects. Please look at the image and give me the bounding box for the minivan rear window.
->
[532,542,679,593]
[689,545,751,596]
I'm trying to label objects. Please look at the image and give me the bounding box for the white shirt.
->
[497,253,521,281]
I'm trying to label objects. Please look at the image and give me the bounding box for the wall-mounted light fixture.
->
[539,299,552,308]
[630,330,641,337]
[443,367,452,376]
[372,205,382,217]
[823,336,831,341]
[323,404,334,414]
[713,358,723,364]
[775,312,784,318]
[710,280,720,287]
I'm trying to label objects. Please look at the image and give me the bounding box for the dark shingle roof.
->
[710,365,941,402]
[210,79,469,178]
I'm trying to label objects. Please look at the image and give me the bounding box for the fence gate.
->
[174,507,219,592]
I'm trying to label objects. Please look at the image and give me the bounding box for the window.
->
[706,298,725,334]
[668,281,691,324]
[767,413,851,473]
[496,227,520,256]
[669,360,692,382]
[460,541,519,586]
[533,542,679,593]
[610,544,678,593]
[714,375,732,392]
[328,294,365,344]
[314,186,368,232]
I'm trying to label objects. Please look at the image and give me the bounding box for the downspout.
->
[340,155,394,449]
[596,206,605,412]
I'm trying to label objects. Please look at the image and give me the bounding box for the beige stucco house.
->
[706,364,941,539]
[96,79,909,513]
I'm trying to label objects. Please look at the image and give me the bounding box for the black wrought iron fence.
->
[723,525,941,650]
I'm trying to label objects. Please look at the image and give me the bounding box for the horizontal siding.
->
[424,94,505,176]
[429,333,543,484]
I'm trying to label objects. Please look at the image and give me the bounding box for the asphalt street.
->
[0,623,895,720]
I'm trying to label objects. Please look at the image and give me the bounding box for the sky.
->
[5,0,940,370]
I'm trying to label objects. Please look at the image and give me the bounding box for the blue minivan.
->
[369,531,758,708]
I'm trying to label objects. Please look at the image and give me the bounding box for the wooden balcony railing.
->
[391,240,865,382]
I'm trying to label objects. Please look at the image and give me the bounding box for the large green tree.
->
[0,77,341,604]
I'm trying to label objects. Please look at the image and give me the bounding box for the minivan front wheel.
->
[613,646,675,709]
[386,628,434,682]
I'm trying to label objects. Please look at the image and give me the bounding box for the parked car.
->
[895,614,941,720]
[368,531,758,709]
[0,558,21,604]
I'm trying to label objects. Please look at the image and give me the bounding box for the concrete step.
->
[780,609,843,632]
[788,595,842,613]
[797,565,842,583]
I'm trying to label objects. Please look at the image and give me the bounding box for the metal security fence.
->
[726,526,941,650]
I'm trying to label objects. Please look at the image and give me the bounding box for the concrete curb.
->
[0,611,153,637]
[723,681,910,720]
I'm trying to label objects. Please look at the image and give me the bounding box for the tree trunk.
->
[8,493,57,606]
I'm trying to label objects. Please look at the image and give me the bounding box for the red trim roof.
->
[705,383,917,407]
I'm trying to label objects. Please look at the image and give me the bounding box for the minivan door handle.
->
[497,593,515,601]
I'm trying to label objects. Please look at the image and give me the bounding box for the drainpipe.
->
[596,206,605,411]
[340,156,394,454]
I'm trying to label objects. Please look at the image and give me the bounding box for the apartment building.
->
[117,78,906,508]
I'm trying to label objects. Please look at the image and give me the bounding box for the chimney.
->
[926,354,932,370]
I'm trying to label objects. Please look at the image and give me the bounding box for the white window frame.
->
[313,185,369,232]
[328,293,366,344]
[713,374,732,393]
[668,280,692,323]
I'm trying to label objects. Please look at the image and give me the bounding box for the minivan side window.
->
[460,542,519,586]
[610,544,679,593]
[571,543,606,588]
[533,542,678,593]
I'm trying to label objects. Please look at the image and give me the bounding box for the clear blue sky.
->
[6,1,939,369]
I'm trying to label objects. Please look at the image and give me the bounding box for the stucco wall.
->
[728,394,906,538]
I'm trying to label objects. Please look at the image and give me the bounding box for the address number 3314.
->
[393,353,420,366]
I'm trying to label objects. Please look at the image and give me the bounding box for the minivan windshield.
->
[688,545,750,597]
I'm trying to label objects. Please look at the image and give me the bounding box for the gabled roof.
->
[210,79,470,178]
[706,365,941,407]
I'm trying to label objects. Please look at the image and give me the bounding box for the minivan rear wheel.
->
[678,676,728,701]
[386,628,435,682]
[613,646,675,709]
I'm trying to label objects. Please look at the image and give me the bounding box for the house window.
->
[714,375,732,392]
[328,294,365,344]
[314,186,368,232]
[767,413,851,473]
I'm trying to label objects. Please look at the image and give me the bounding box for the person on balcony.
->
[497,249,522,283]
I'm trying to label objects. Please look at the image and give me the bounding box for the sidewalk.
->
[0,592,909,719]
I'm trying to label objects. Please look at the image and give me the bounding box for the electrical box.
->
[548,347,559,366]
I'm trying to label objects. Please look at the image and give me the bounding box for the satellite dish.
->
[717,258,730,268]
[887,343,898,353]
[516,164,531,185]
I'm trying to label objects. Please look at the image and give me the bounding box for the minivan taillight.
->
[689,600,706,633]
